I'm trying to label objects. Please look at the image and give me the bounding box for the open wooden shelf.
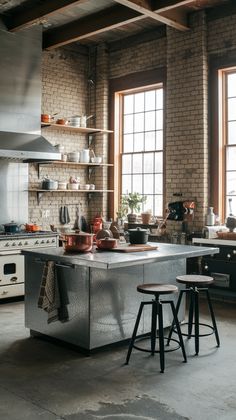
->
[38,161,113,167]
[41,122,113,134]
[28,189,114,193]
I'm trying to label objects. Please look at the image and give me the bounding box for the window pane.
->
[124,94,133,114]
[122,154,132,174]
[156,131,163,150]
[133,153,142,173]
[226,171,236,195]
[156,89,163,110]
[145,90,155,111]
[145,131,155,151]
[144,174,154,194]
[134,113,144,132]
[134,133,144,152]
[228,74,236,98]
[122,175,131,194]
[155,152,163,173]
[155,195,163,216]
[144,153,154,173]
[156,110,163,130]
[145,111,155,131]
[228,121,236,145]
[134,92,144,112]
[227,146,236,170]
[133,175,142,193]
[144,195,154,213]
[123,134,133,153]
[155,174,163,194]
[124,115,133,134]
[228,98,236,121]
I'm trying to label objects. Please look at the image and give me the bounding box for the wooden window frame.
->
[108,67,166,220]
[209,53,236,221]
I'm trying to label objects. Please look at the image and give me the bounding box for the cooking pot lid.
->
[4,221,18,226]
[128,227,148,232]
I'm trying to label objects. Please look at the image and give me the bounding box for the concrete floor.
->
[0,298,235,420]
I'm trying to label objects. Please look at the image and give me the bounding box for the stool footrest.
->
[133,335,181,354]
[173,322,216,338]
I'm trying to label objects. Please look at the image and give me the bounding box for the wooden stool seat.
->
[176,275,214,286]
[137,283,178,295]
[167,274,220,355]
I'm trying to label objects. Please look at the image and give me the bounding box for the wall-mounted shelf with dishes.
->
[41,122,113,135]
[28,188,114,204]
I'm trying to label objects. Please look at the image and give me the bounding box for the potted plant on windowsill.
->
[122,192,147,223]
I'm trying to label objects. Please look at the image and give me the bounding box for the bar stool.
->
[167,275,220,355]
[125,283,187,373]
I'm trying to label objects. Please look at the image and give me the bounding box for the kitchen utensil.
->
[80,149,90,163]
[67,152,80,162]
[128,227,149,245]
[64,206,70,224]
[96,228,113,240]
[59,206,65,224]
[80,115,93,128]
[226,198,236,232]
[91,156,102,164]
[63,232,93,252]
[96,237,117,250]
[56,118,68,125]
[167,201,185,221]
[68,115,81,127]
[2,221,22,234]
[108,244,158,252]
[42,178,58,190]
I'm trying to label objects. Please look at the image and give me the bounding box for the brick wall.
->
[28,8,236,234]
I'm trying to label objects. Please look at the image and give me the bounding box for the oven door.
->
[0,251,25,287]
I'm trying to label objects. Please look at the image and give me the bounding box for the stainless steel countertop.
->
[23,243,219,270]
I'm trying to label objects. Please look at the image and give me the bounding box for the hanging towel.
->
[38,261,69,324]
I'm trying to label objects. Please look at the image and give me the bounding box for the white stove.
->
[0,231,58,299]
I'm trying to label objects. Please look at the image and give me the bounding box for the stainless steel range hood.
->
[0,131,61,162]
[0,27,60,162]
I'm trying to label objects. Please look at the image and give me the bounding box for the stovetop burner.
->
[0,230,56,238]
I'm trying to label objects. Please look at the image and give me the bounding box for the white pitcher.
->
[80,149,90,163]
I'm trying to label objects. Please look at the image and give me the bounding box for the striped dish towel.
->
[38,261,69,324]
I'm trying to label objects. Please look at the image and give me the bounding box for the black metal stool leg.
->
[166,290,184,345]
[126,301,145,365]
[170,301,187,363]
[151,298,158,356]
[206,289,220,347]
[194,288,199,355]
[188,288,194,339]
[158,301,165,373]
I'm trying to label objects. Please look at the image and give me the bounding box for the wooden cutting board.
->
[109,244,158,253]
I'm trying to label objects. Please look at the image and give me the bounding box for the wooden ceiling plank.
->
[43,5,145,50]
[152,0,194,13]
[114,0,189,30]
[6,0,88,32]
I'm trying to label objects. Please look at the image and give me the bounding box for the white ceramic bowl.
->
[91,157,102,164]
[68,183,79,190]
[58,182,67,190]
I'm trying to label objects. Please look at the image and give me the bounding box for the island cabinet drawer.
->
[210,246,236,261]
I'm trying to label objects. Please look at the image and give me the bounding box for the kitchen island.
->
[23,243,218,352]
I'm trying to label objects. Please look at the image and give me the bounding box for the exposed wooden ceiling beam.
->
[152,0,194,13]
[4,0,87,32]
[114,0,190,30]
[43,5,144,50]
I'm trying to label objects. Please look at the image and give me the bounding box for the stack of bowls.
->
[67,152,80,162]
[69,116,81,127]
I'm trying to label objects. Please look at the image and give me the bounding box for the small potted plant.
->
[122,192,147,223]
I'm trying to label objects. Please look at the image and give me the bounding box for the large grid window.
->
[121,86,164,216]
[220,69,236,216]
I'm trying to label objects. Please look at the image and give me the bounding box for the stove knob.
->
[204,264,208,270]
[5,243,9,247]
[24,241,28,245]
[19,242,22,246]
[233,250,236,255]
[52,239,55,243]
[12,242,16,246]
[227,253,231,259]
[35,240,39,244]
[41,240,45,244]
[46,240,50,243]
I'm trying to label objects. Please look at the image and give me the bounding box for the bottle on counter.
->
[206,207,215,226]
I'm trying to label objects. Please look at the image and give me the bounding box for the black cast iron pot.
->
[128,227,149,245]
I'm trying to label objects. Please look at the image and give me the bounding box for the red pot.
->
[96,237,117,250]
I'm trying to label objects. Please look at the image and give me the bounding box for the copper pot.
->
[41,114,54,123]
[63,232,93,253]
[96,237,117,250]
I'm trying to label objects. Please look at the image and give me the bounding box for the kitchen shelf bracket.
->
[36,192,44,205]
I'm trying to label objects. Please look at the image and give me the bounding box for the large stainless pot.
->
[63,232,93,252]
[128,227,149,244]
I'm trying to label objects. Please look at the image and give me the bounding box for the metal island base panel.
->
[23,244,219,351]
